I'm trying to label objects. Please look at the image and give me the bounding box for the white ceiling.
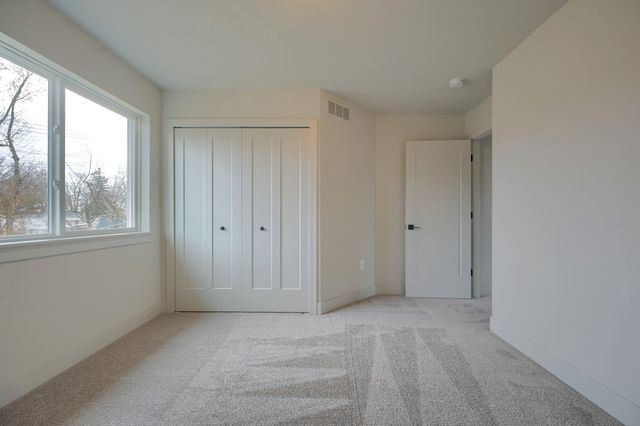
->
[48,0,567,114]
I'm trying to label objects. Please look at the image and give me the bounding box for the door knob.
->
[407,224,421,230]
[220,226,226,231]
[259,226,266,231]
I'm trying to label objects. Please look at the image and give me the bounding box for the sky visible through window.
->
[65,88,129,231]
[65,89,128,178]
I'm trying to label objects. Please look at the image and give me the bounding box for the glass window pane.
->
[65,89,129,231]
[0,56,49,237]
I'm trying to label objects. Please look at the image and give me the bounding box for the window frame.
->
[62,83,139,236]
[0,33,150,261]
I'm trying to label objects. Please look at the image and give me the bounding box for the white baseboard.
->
[375,285,403,296]
[0,304,162,409]
[317,285,376,314]
[490,317,640,426]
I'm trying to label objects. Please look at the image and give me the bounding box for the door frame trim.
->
[164,118,318,314]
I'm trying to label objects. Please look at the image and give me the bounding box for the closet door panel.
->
[242,128,309,312]
[280,133,302,290]
[175,128,242,311]
[175,128,211,292]
[250,131,276,290]
[211,130,240,290]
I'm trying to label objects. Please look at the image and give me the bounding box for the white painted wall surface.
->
[465,96,492,139]
[163,89,321,119]
[491,0,640,423]
[374,115,465,295]
[0,0,163,408]
[317,92,375,310]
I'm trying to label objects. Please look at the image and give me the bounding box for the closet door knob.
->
[220,226,226,231]
[259,226,266,231]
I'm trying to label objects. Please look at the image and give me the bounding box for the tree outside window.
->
[0,56,48,236]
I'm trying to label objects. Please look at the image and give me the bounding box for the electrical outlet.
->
[360,260,365,272]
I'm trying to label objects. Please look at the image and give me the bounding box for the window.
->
[0,56,49,236]
[65,89,131,231]
[0,36,147,248]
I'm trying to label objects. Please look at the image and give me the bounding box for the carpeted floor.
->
[0,296,620,425]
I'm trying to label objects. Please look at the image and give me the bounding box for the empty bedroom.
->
[0,0,638,424]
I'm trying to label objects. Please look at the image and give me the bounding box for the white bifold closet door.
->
[174,127,310,312]
[241,128,309,312]
[175,128,243,311]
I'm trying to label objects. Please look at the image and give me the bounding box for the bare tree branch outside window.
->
[0,59,47,235]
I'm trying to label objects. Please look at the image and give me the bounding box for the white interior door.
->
[405,140,472,298]
[242,128,309,312]
[175,128,242,311]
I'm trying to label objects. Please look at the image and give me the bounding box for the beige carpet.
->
[0,296,620,425]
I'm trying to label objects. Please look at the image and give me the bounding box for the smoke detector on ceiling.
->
[448,78,465,89]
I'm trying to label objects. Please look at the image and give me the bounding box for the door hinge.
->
[471,154,473,162]
[470,211,473,219]
[471,268,473,277]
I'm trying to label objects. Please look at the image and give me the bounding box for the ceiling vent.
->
[328,100,350,121]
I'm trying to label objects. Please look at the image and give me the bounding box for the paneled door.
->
[175,128,243,311]
[242,128,310,312]
[174,127,310,312]
[405,140,472,298]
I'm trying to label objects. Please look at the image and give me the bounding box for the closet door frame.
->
[164,118,318,314]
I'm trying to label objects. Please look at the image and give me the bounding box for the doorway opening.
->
[472,133,492,298]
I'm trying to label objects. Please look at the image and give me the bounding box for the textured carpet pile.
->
[0,296,619,425]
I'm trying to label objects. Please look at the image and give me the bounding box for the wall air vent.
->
[328,100,350,121]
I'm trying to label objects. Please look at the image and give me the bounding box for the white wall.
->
[163,89,321,119]
[317,91,376,311]
[374,115,466,295]
[0,0,163,408]
[465,96,492,139]
[491,0,640,423]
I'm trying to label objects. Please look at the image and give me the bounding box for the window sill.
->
[0,232,153,264]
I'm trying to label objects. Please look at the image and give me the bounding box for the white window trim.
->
[0,32,151,262]
[0,232,152,264]
[59,85,139,235]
